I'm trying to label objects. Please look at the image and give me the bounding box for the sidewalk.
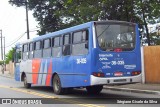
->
[0,70,14,79]
[0,71,160,95]
[104,83,160,95]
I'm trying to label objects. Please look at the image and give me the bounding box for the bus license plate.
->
[114,72,123,76]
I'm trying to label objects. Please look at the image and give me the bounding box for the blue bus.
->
[13,21,142,94]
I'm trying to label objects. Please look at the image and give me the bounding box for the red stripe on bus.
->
[32,59,41,84]
[46,60,52,86]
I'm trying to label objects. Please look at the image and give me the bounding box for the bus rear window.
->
[95,23,136,51]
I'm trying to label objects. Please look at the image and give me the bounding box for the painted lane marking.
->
[0,85,104,107]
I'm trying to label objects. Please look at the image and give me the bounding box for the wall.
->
[144,46,160,83]
[6,61,14,76]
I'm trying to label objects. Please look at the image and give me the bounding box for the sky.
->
[0,0,38,60]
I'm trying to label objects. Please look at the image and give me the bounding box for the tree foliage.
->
[9,0,160,45]
[5,48,15,64]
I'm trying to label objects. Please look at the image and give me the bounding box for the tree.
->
[5,48,15,64]
[9,0,160,45]
[135,0,160,45]
[10,0,143,33]
[9,0,71,35]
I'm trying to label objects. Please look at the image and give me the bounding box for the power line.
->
[9,0,30,39]
[6,32,27,45]
[4,22,64,48]
[5,32,26,48]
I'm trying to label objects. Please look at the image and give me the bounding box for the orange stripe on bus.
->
[46,60,52,86]
[32,59,41,84]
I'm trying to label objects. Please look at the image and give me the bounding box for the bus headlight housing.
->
[92,72,105,77]
[131,71,141,76]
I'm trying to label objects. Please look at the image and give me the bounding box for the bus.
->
[13,21,142,95]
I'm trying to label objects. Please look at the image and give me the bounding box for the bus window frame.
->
[43,38,51,49]
[22,44,28,60]
[62,33,71,56]
[95,22,136,52]
[28,42,34,59]
[15,48,22,63]
[33,40,42,58]
[52,35,62,58]
[42,38,52,58]
[71,29,89,56]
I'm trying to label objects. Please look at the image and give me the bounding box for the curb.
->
[104,86,160,95]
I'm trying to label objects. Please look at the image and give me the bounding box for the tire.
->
[24,75,31,89]
[86,85,103,94]
[53,75,64,95]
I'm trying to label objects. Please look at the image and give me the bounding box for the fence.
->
[144,46,160,84]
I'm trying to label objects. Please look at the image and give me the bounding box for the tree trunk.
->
[141,0,151,46]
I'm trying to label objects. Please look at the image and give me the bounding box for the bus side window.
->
[52,36,62,57]
[72,30,89,55]
[34,41,42,58]
[62,34,71,56]
[22,44,28,60]
[43,38,51,58]
[29,43,33,59]
[15,49,21,63]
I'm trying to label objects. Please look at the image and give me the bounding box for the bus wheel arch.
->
[21,72,26,81]
[21,72,31,88]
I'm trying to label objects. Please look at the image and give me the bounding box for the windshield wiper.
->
[97,25,110,38]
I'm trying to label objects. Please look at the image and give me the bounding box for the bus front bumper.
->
[90,74,142,85]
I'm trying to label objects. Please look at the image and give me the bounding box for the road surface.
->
[0,76,159,107]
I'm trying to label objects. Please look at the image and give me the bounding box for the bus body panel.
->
[14,21,142,89]
[20,60,32,83]
[14,44,21,82]
[15,64,20,81]
[17,22,93,88]
[20,56,91,88]
[59,55,91,88]
[90,23,142,85]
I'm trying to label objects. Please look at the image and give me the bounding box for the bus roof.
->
[15,20,136,46]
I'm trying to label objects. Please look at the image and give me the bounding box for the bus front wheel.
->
[24,75,31,88]
[86,85,103,94]
[53,75,64,95]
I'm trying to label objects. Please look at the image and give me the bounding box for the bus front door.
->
[14,48,21,81]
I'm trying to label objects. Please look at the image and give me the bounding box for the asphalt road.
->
[0,76,160,107]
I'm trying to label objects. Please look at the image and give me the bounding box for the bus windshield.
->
[95,23,136,51]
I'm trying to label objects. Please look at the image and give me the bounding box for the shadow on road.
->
[19,85,134,99]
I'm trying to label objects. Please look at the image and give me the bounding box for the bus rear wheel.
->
[86,85,103,94]
[53,75,64,95]
[24,75,31,88]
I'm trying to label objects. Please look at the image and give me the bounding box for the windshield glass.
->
[95,23,136,51]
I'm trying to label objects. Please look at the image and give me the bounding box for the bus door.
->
[14,48,21,81]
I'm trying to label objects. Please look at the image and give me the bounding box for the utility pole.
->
[3,37,5,71]
[0,30,3,61]
[0,30,4,74]
[9,0,30,39]
[25,0,30,39]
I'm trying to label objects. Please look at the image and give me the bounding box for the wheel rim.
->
[54,79,60,91]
